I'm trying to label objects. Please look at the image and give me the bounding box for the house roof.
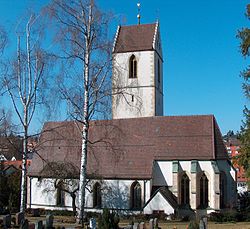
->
[113,23,157,53]
[0,136,22,160]
[28,115,228,179]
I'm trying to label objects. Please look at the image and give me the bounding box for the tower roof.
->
[113,23,158,53]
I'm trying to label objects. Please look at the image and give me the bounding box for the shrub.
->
[188,220,199,229]
[98,208,119,229]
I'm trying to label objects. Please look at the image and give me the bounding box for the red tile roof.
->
[113,23,157,53]
[28,115,228,179]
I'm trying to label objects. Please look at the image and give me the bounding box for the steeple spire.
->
[137,2,141,25]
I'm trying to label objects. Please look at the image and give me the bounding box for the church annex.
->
[27,22,236,216]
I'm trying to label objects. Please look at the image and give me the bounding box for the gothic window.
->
[199,173,209,208]
[158,59,160,83]
[180,173,190,206]
[56,181,65,206]
[93,182,102,208]
[129,55,137,78]
[220,172,227,208]
[130,181,141,210]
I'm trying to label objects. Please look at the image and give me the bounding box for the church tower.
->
[112,22,163,119]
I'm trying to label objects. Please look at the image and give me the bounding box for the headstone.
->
[89,218,96,229]
[3,214,11,228]
[154,218,158,228]
[199,219,205,229]
[16,212,25,226]
[139,222,145,229]
[20,219,29,229]
[124,226,132,229]
[35,220,43,229]
[45,214,53,229]
[133,222,139,229]
[149,219,154,229]
[203,217,207,229]
[29,223,35,229]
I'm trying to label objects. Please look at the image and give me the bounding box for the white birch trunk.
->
[20,112,28,212]
[78,4,92,224]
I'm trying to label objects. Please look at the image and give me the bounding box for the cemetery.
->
[1,209,250,229]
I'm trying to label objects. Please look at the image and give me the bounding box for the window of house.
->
[93,182,102,208]
[180,173,190,206]
[200,173,209,208]
[129,55,137,78]
[130,181,141,210]
[56,181,65,206]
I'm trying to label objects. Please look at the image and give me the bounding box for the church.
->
[27,22,237,217]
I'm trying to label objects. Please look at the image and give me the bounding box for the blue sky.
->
[0,0,249,135]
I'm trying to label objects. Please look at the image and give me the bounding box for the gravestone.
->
[199,219,205,229]
[35,220,43,229]
[16,212,25,226]
[139,222,145,229]
[29,223,35,229]
[89,218,96,229]
[3,214,11,228]
[133,222,139,229]
[149,219,154,229]
[20,219,29,229]
[203,217,207,229]
[124,226,132,229]
[45,214,53,229]
[154,218,158,228]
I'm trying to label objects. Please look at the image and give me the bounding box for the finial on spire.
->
[137,2,141,25]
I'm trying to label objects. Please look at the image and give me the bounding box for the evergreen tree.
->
[237,4,250,186]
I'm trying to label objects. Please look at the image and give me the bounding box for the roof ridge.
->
[119,22,156,28]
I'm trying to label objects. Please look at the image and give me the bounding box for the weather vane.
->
[137,2,141,25]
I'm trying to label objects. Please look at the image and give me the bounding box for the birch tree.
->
[3,14,48,212]
[48,0,113,223]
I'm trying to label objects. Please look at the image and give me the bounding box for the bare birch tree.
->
[2,14,49,212]
[47,0,113,223]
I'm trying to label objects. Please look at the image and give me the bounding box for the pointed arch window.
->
[56,180,65,206]
[129,55,137,78]
[130,181,141,210]
[200,173,209,208]
[180,173,190,206]
[93,182,102,208]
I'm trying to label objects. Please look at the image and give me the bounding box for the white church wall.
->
[28,177,74,211]
[198,161,218,209]
[28,177,151,212]
[112,51,157,119]
[217,160,237,207]
[145,180,152,204]
[152,161,172,186]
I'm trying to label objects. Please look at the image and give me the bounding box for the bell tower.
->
[112,22,163,119]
